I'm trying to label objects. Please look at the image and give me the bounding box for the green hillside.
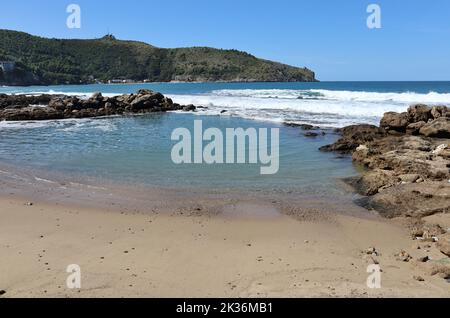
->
[0,29,316,85]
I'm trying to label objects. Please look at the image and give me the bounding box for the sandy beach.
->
[1,190,449,298]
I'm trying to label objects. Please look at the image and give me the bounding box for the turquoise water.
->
[0,113,355,195]
[0,81,449,194]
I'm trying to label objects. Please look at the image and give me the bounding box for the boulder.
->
[406,121,426,135]
[90,92,103,101]
[437,233,450,257]
[419,117,450,138]
[182,104,196,112]
[431,106,448,120]
[136,89,154,96]
[380,112,409,132]
[407,104,431,123]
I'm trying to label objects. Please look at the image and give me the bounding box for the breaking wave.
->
[2,86,449,128]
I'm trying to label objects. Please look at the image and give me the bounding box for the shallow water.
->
[1,81,448,197]
[0,113,356,195]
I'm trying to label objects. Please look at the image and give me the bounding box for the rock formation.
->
[322,104,450,281]
[322,104,450,219]
[0,89,195,121]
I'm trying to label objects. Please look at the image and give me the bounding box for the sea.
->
[0,81,449,196]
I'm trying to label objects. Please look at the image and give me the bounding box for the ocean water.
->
[0,82,449,194]
[2,81,450,127]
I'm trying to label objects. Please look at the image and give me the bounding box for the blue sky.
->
[1,0,449,81]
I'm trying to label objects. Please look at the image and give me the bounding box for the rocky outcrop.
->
[437,234,450,257]
[420,117,450,138]
[0,90,195,121]
[322,104,450,283]
[380,104,450,137]
[380,112,409,133]
[322,104,450,219]
[319,125,386,153]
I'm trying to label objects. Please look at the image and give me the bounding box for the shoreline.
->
[0,160,371,220]
[1,79,320,88]
[0,161,449,297]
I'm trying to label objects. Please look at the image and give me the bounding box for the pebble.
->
[417,256,430,263]
[395,250,412,262]
[0,290,6,296]
[413,276,425,282]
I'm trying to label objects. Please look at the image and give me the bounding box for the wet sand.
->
[0,172,449,297]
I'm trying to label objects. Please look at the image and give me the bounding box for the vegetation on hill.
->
[0,29,316,86]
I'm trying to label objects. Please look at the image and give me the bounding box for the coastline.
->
[0,79,320,88]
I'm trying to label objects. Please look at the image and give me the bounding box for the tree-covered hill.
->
[0,29,316,86]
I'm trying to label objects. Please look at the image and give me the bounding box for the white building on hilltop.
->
[0,61,16,73]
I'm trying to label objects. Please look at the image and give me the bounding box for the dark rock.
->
[380,112,409,132]
[304,132,319,138]
[0,290,5,296]
[90,92,103,100]
[406,121,426,135]
[0,89,192,121]
[136,89,154,96]
[320,124,386,153]
[0,106,64,121]
[183,104,196,112]
[0,94,53,109]
[284,122,318,130]
[417,256,430,263]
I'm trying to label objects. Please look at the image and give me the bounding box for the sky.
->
[1,0,450,81]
